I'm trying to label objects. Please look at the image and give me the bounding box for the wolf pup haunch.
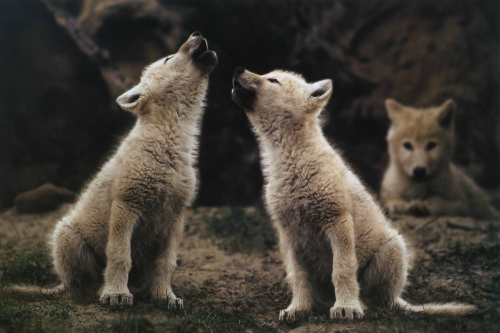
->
[381,99,499,219]
[9,32,217,307]
[232,68,476,321]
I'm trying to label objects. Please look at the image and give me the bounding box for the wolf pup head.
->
[232,67,332,135]
[385,99,456,182]
[116,32,217,115]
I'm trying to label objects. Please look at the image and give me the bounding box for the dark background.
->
[0,0,499,211]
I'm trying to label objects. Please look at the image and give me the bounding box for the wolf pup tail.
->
[6,283,68,295]
[396,297,476,315]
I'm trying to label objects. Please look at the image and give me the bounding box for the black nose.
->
[413,167,427,181]
[234,67,245,79]
[191,31,202,37]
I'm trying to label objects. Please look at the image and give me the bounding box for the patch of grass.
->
[77,302,276,333]
[0,294,76,333]
[275,306,473,333]
[79,314,155,333]
[359,306,471,333]
[205,207,276,253]
[175,304,276,333]
[446,242,500,270]
[0,244,58,286]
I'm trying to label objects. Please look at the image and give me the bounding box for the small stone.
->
[15,183,76,214]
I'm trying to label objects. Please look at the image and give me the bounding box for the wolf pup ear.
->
[437,99,455,128]
[116,84,146,113]
[309,79,333,101]
[385,99,407,122]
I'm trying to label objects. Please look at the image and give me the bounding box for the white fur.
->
[233,69,477,321]
[7,34,215,309]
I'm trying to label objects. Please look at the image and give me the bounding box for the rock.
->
[15,184,77,214]
[52,10,133,99]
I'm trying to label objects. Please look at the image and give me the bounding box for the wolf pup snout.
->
[186,31,218,72]
[232,67,258,110]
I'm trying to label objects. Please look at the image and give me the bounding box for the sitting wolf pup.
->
[381,99,499,219]
[231,67,476,320]
[10,32,217,307]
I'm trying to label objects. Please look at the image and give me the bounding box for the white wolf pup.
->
[231,67,476,321]
[381,99,499,219]
[10,32,217,307]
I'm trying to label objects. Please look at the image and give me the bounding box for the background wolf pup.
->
[8,32,217,307]
[232,67,476,321]
[381,99,499,219]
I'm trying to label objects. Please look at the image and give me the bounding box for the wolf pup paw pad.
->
[100,292,134,306]
[330,305,364,320]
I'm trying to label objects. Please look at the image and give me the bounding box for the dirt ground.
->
[0,204,499,332]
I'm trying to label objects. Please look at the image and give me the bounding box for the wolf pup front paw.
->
[330,301,364,320]
[407,201,430,217]
[278,304,311,322]
[100,289,134,306]
[385,200,410,215]
[152,294,184,310]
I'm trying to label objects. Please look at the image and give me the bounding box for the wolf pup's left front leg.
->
[327,214,363,320]
[149,213,185,309]
[100,201,136,306]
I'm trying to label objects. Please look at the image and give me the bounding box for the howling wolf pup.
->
[381,99,499,219]
[231,67,476,321]
[9,32,217,307]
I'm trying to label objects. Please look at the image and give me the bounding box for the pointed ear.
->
[437,99,455,128]
[385,98,407,122]
[116,84,146,113]
[309,79,333,101]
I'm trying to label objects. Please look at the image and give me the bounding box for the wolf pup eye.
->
[268,78,280,84]
[403,142,413,151]
[164,55,174,64]
[426,141,437,151]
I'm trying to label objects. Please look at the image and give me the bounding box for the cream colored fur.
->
[381,99,499,219]
[7,33,217,308]
[232,69,477,321]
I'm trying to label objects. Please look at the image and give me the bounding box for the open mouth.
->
[192,38,218,71]
[233,76,244,89]
[232,76,256,110]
